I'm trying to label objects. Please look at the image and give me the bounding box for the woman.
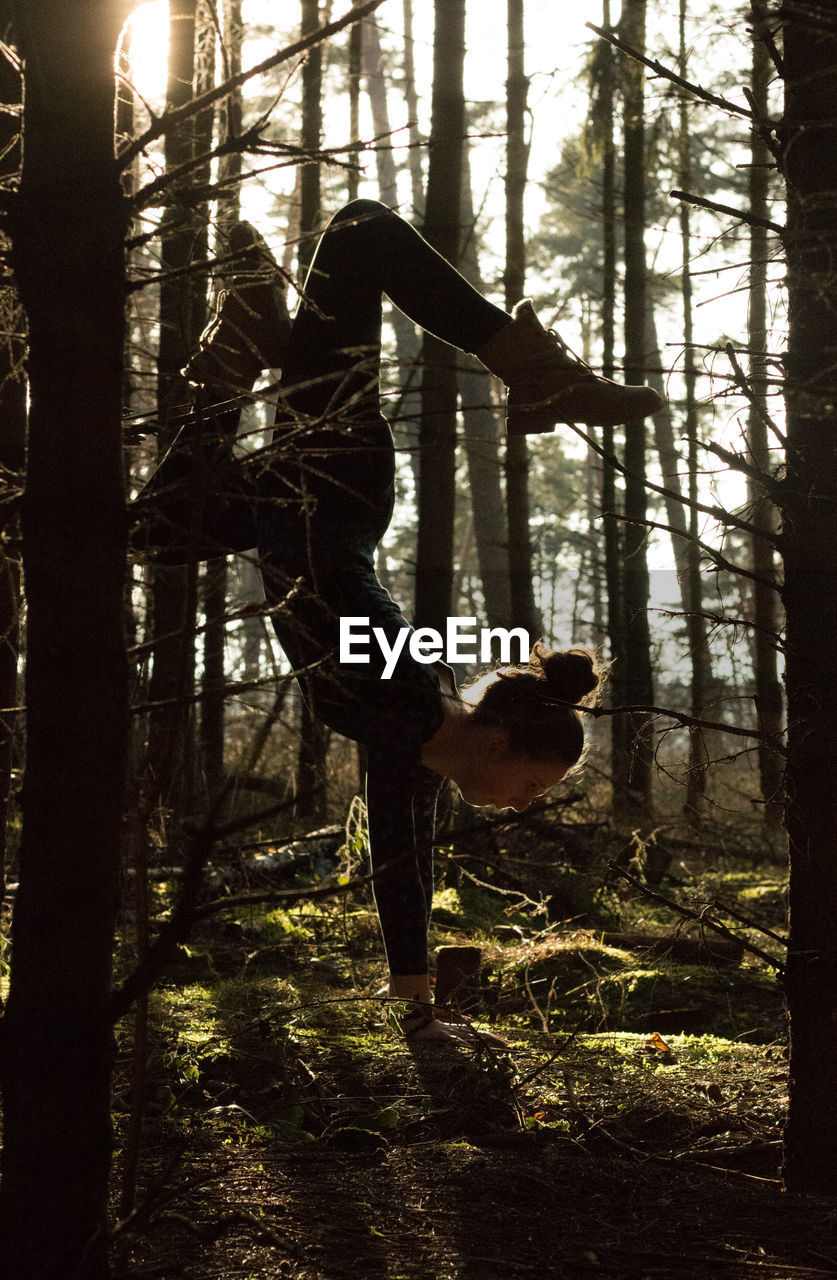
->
[144,200,654,1041]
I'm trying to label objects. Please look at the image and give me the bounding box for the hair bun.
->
[528,643,600,704]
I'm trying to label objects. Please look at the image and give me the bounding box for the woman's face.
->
[455,732,570,812]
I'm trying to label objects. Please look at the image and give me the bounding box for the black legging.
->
[255,200,510,975]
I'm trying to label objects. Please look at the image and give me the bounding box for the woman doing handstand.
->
[145,200,660,1042]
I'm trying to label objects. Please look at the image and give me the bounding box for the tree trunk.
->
[504,0,540,640]
[147,0,203,811]
[0,2,23,910]
[780,2,837,1197]
[618,0,654,812]
[199,0,245,804]
[298,0,324,277]
[401,0,424,218]
[414,0,465,632]
[459,151,514,632]
[596,0,630,795]
[748,1,784,827]
[362,14,422,491]
[347,0,362,202]
[296,0,329,806]
[676,0,710,819]
[0,3,128,1274]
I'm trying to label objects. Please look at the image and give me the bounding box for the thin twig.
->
[653,605,784,647]
[577,424,780,546]
[711,897,788,948]
[589,702,786,752]
[586,21,754,121]
[724,341,788,448]
[611,511,782,593]
[607,862,785,972]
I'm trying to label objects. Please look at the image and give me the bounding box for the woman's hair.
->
[466,642,602,766]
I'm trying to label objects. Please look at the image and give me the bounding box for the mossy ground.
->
[107,822,837,1279]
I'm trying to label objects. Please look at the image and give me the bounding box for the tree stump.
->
[435,945,482,1012]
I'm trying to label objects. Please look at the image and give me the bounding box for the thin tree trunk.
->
[414,0,465,632]
[460,152,514,632]
[748,1,784,827]
[401,0,424,218]
[0,3,128,1273]
[298,0,323,278]
[148,0,203,811]
[296,0,329,810]
[199,0,245,804]
[675,0,711,819]
[618,0,654,812]
[596,0,629,795]
[347,0,362,202]
[504,0,540,640]
[780,2,837,1197]
[0,5,23,912]
[362,15,422,490]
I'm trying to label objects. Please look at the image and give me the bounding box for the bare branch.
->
[574,423,781,545]
[710,896,788,948]
[586,21,755,121]
[589,701,786,752]
[701,437,783,495]
[614,511,782,592]
[654,605,784,647]
[723,341,788,449]
[670,188,784,235]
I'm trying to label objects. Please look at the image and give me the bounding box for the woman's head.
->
[454,643,601,811]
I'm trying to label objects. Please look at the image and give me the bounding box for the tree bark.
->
[676,0,710,819]
[362,14,422,492]
[459,152,514,632]
[147,0,203,811]
[504,0,540,640]
[296,0,329,806]
[401,0,424,218]
[298,0,324,278]
[347,0,362,202]
[780,0,837,1197]
[414,0,465,632]
[0,2,24,910]
[596,0,630,794]
[0,3,128,1274]
[618,0,654,812]
[747,1,784,827]
[199,0,244,804]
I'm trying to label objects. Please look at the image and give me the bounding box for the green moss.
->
[258,906,315,944]
[485,932,784,1041]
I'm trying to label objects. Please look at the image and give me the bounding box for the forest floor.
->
[110,806,837,1280]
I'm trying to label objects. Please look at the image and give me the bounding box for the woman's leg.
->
[259,199,512,576]
[279,198,662,435]
[366,746,440,978]
[132,222,290,564]
[278,198,510,422]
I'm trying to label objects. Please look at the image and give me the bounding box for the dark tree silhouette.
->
[504,0,541,639]
[414,0,465,632]
[780,0,837,1197]
[0,2,129,1275]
